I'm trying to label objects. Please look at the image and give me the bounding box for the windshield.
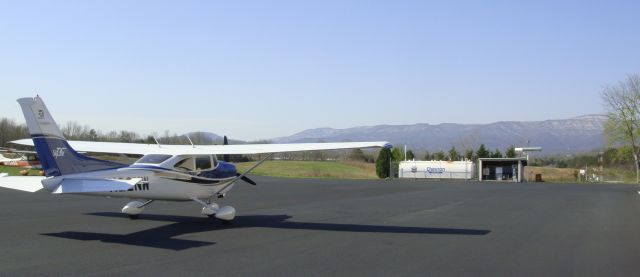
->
[136,154,172,164]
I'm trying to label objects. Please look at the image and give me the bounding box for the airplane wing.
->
[0,148,37,154]
[11,139,392,156]
[0,175,45,192]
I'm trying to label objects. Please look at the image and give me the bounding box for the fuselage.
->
[88,175,228,201]
[42,154,239,201]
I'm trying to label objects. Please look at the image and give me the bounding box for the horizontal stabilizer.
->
[0,176,45,192]
[53,178,140,194]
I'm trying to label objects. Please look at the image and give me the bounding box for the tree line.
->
[529,147,634,169]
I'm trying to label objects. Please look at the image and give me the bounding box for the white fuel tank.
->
[399,160,475,179]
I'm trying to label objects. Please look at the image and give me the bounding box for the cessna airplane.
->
[0,148,41,169]
[0,96,391,222]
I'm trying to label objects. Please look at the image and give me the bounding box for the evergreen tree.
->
[492,149,503,158]
[376,148,392,178]
[448,146,460,161]
[465,149,474,161]
[434,150,446,160]
[88,129,98,141]
[406,150,415,160]
[476,144,490,158]
[506,145,517,158]
[391,147,404,162]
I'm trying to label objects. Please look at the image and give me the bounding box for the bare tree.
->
[0,118,29,147]
[62,121,90,139]
[602,74,640,183]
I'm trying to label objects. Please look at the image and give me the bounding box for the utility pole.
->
[586,164,589,182]
[404,145,407,161]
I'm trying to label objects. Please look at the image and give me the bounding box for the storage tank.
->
[399,160,475,180]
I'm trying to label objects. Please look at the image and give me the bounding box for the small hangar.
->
[478,158,528,182]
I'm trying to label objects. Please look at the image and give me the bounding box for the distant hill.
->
[272,115,607,154]
[186,131,222,142]
[184,132,246,145]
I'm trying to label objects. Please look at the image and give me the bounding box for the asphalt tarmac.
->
[1,177,639,276]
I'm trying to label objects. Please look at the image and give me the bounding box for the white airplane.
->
[0,96,391,222]
[0,148,41,169]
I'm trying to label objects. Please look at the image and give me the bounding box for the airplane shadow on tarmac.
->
[42,213,491,251]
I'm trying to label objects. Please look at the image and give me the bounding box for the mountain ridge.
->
[271,115,608,154]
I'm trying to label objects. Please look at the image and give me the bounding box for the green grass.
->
[525,166,639,184]
[0,165,42,176]
[234,160,378,179]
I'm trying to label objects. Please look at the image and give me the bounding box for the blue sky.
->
[1,0,638,140]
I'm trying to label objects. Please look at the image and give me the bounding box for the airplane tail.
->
[17,96,125,177]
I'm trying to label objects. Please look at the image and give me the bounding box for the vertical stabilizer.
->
[17,96,125,176]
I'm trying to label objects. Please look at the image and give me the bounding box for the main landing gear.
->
[120,198,236,223]
[121,200,154,219]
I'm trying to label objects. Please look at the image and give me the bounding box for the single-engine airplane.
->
[0,96,391,222]
[0,147,41,169]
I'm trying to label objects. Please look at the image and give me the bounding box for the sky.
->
[0,0,639,141]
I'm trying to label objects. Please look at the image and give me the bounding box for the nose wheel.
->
[192,197,236,223]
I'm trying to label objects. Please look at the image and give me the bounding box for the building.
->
[399,160,475,180]
[478,158,527,182]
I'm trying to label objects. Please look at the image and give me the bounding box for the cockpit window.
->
[195,155,212,170]
[136,154,172,164]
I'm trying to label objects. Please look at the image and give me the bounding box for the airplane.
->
[0,96,391,222]
[0,147,42,169]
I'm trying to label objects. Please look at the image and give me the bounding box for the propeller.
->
[223,135,230,162]
[224,135,256,185]
[237,173,257,185]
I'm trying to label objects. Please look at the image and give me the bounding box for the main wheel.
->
[128,214,140,220]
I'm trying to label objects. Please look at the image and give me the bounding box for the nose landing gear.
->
[192,197,236,223]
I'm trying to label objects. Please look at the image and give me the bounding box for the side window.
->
[136,154,173,164]
[195,155,212,170]
[174,157,195,171]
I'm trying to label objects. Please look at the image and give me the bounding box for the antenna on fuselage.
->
[152,136,161,148]
[185,134,195,148]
